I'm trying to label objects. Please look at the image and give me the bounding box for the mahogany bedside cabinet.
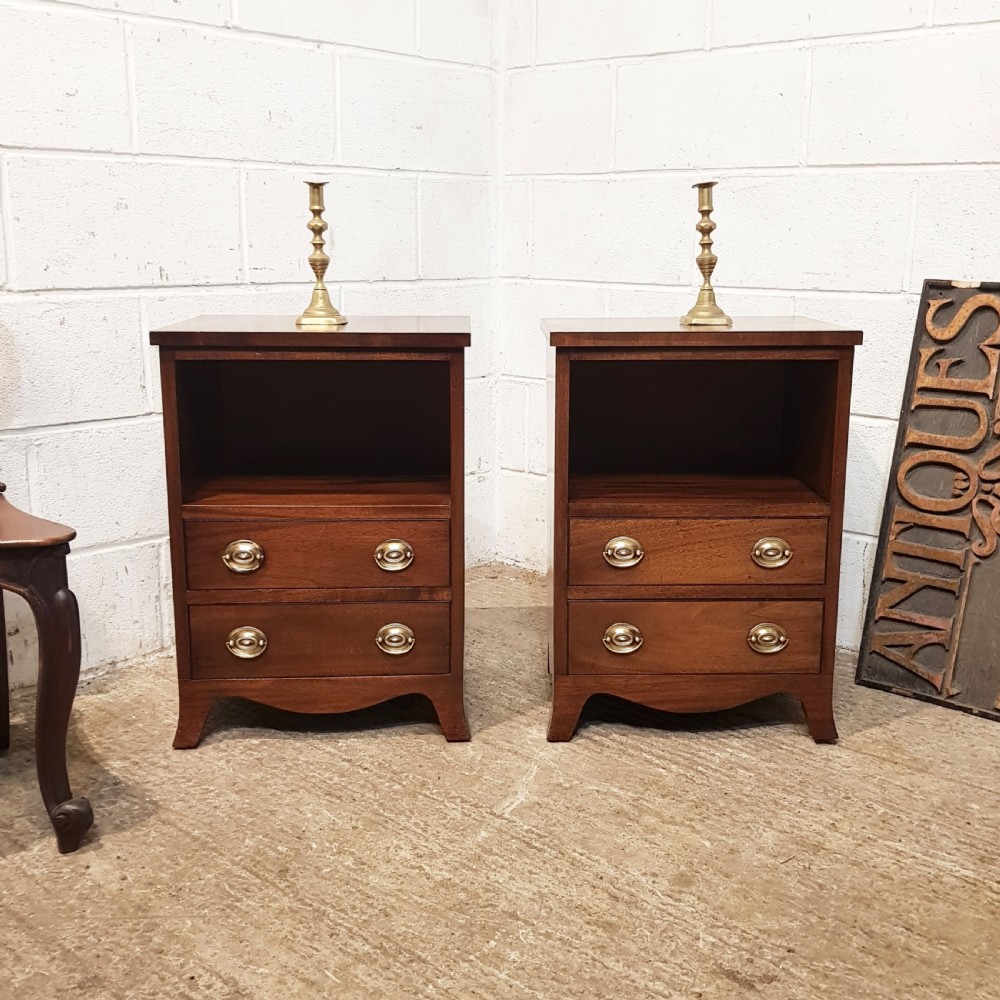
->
[543,318,862,742]
[150,316,471,747]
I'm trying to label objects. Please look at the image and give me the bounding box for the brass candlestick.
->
[680,180,732,327]
[296,180,347,328]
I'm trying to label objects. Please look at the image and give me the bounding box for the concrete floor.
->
[1,565,998,999]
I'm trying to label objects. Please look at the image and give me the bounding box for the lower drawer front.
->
[568,600,822,675]
[189,603,449,679]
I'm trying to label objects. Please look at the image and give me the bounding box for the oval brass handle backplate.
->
[374,539,414,572]
[603,536,644,568]
[226,626,268,659]
[747,622,788,654]
[222,539,265,574]
[602,622,643,654]
[376,622,415,655]
[751,537,792,570]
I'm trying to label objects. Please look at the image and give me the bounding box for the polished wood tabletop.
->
[150,315,472,349]
[543,316,863,348]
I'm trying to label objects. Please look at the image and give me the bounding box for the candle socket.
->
[296,180,348,329]
[680,180,732,327]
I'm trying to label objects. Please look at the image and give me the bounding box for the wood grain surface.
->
[567,600,823,675]
[189,602,450,679]
[569,517,827,586]
[185,519,450,590]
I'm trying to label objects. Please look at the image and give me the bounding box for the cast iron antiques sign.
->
[858,279,1000,721]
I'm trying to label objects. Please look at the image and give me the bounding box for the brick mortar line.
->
[0,278,496,296]
[0,153,15,290]
[136,295,156,414]
[526,17,1000,66]
[509,163,1000,178]
[1,0,498,72]
[0,146,493,178]
[68,534,170,558]
[237,167,250,284]
[901,178,922,294]
[498,277,922,296]
[0,413,164,438]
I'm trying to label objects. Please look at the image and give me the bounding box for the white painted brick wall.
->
[711,0,925,46]
[132,24,335,162]
[419,0,493,66]
[504,65,614,174]
[0,0,498,688]
[530,176,694,284]
[51,0,229,24]
[535,0,704,63]
[616,50,808,170]
[2,0,998,690]
[809,31,1000,165]
[495,0,1000,654]
[0,7,131,151]
[7,157,243,288]
[338,55,492,172]
[720,173,916,292]
[237,0,415,52]
[0,297,147,428]
[419,178,493,279]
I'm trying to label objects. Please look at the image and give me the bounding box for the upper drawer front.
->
[185,520,450,590]
[568,518,827,586]
[568,600,822,675]
[189,602,450,679]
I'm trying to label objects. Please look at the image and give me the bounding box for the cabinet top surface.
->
[543,316,863,348]
[150,315,471,349]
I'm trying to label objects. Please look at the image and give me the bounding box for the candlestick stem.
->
[680,180,732,327]
[296,180,347,329]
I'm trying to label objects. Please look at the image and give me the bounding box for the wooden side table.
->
[150,316,471,747]
[544,318,862,742]
[0,484,93,853]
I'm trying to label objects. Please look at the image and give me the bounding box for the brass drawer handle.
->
[603,622,643,654]
[603,536,644,568]
[222,539,265,574]
[226,626,268,659]
[374,538,414,572]
[747,622,788,654]
[751,536,793,569]
[376,622,415,655]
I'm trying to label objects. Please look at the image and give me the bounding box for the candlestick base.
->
[296,287,348,328]
[680,288,732,326]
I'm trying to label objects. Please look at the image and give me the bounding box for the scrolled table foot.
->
[51,797,94,854]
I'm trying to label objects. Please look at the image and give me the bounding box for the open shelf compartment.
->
[567,358,838,516]
[174,358,452,516]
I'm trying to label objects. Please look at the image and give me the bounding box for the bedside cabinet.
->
[543,318,862,742]
[150,316,471,747]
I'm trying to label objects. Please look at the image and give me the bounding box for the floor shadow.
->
[576,691,805,740]
[1,704,158,858]
[197,693,449,747]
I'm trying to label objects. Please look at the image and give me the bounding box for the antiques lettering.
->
[871,293,1000,699]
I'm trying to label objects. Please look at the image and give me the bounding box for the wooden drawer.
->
[567,600,822,674]
[189,602,450,679]
[568,518,827,586]
[185,520,450,590]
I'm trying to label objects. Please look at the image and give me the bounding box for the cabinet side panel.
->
[450,350,465,681]
[552,352,570,674]
[159,349,192,681]
[822,351,856,673]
